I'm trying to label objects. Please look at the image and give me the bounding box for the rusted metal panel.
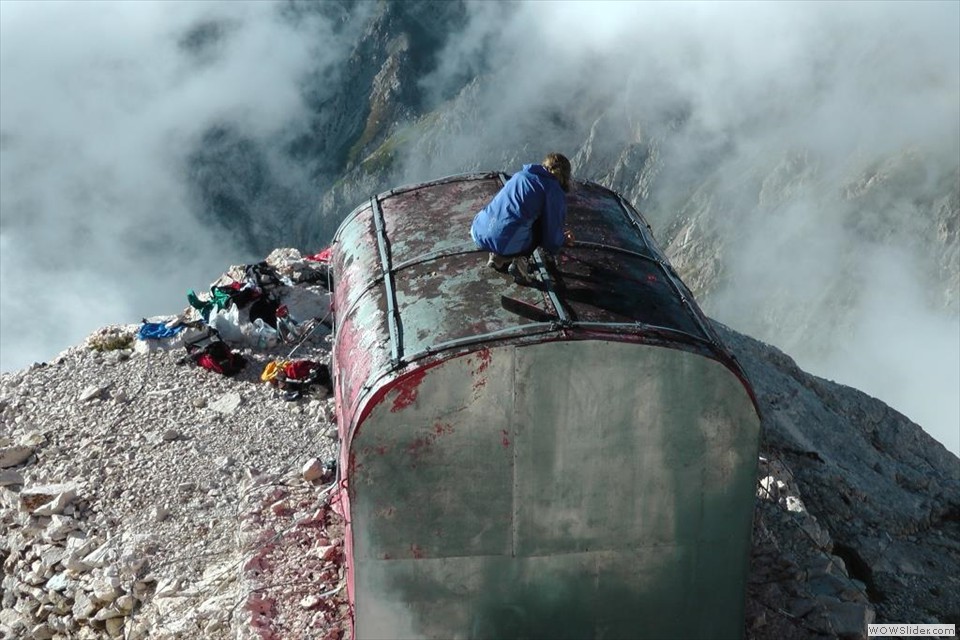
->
[330,172,761,640]
[380,175,503,267]
[331,202,393,426]
[350,348,515,562]
[553,246,700,330]
[346,341,758,640]
[332,173,732,386]
[394,253,549,359]
[565,180,664,260]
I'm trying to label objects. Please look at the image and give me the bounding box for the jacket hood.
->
[524,164,558,182]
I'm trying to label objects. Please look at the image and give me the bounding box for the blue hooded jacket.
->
[470,164,567,256]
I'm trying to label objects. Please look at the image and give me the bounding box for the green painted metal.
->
[331,173,762,639]
[350,342,759,639]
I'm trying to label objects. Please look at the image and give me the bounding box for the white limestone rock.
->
[82,542,116,568]
[301,457,324,482]
[71,593,97,621]
[0,469,24,486]
[29,623,55,640]
[44,514,79,542]
[0,445,33,468]
[89,575,122,603]
[105,616,126,637]
[208,391,242,415]
[78,385,107,402]
[45,573,73,593]
[20,483,78,515]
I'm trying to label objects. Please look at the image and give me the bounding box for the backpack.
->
[184,329,246,376]
[283,360,317,381]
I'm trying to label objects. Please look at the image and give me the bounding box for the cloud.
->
[402,1,959,453]
[809,248,960,455]
[1,0,956,455]
[0,0,354,370]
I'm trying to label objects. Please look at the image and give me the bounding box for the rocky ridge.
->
[1,250,347,639]
[1,250,958,640]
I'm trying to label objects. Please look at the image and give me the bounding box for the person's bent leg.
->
[487,253,511,272]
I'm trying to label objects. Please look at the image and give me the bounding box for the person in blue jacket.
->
[471,153,574,281]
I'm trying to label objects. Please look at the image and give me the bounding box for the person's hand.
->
[563,229,575,247]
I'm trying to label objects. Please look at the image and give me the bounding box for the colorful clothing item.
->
[470,164,567,256]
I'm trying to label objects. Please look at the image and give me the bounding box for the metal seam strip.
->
[371,196,403,366]
[605,195,717,346]
[532,248,570,325]
[377,171,502,200]
[613,192,655,257]
[653,261,717,346]
[398,320,715,369]
[392,242,481,271]
[571,241,667,265]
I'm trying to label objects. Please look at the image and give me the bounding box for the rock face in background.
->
[1,251,956,639]
[176,3,957,323]
[2,1,956,453]
[720,323,960,636]
[184,0,474,251]
[172,2,959,452]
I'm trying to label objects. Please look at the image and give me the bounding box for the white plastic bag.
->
[241,318,279,349]
[208,305,244,343]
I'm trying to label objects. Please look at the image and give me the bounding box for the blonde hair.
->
[542,152,572,192]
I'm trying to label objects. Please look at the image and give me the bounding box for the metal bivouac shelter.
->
[330,172,761,639]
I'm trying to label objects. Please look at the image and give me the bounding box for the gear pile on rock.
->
[1,249,346,639]
[1,250,957,640]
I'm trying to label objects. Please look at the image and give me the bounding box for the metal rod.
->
[398,319,716,370]
[531,248,571,325]
[371,196,404,366]
[377,171,503,200]
[653,261,717,346]
[392,242,482,272]
[571,241,666,266]
[614,193,674,264]
[613,192,655,257]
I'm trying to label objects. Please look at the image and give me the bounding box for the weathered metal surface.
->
[564,180,665,260]
[380,176,503,266]
[330,173,761,639]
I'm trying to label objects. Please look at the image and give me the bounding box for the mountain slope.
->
[1,250,956,639]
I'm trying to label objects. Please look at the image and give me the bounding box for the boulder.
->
[0,445,33,469]
[19,483,78,515]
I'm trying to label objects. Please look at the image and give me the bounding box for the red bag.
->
[284,360,317,381]
[187,337,246,376]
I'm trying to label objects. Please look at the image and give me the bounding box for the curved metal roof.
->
[330,172,750,431]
